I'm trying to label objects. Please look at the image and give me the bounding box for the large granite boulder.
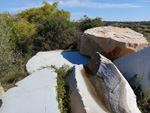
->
[0,83,4,96]
[86,52,141,113]
[0,68,59,113]
[114,47,150,93]
[80,26,148,60]
[68,65,109,113]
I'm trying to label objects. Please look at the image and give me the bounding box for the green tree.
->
[18,1,70,23]
[80,15,104,31]
[34,16,81,51]
[15,1,74,52]
[11,18,36,53]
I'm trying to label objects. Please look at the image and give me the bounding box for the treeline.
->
[0,1,103,90]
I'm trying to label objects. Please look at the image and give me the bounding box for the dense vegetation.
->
[52,65,72,113]
[129,75,150,113]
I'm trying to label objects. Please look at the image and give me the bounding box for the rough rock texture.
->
[114,47,150,93]
[26,50,89,74]
[0,83,4,96]
[0,49,142,113]
[80,26,148,60]
[68,65,109,113]
[86,52,141,113]
[0,50,89,113]
[0,68,59,113]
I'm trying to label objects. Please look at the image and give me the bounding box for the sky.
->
[0,0,150,21]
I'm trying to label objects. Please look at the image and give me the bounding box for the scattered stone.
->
[114,47,150,93]
[86,52,141,113]
[80,26,148,60]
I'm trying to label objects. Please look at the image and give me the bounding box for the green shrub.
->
[35,16,81,51]
[79,15,104,31]
[16,1,80,52]
[51,65,72,113]
[138,87,150,113]
[0,14,15,73]
[129,75,150,113]
[1,53,30,91]
[11,18,36,53]
[17,1,70,23]
[0,13,30,91]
